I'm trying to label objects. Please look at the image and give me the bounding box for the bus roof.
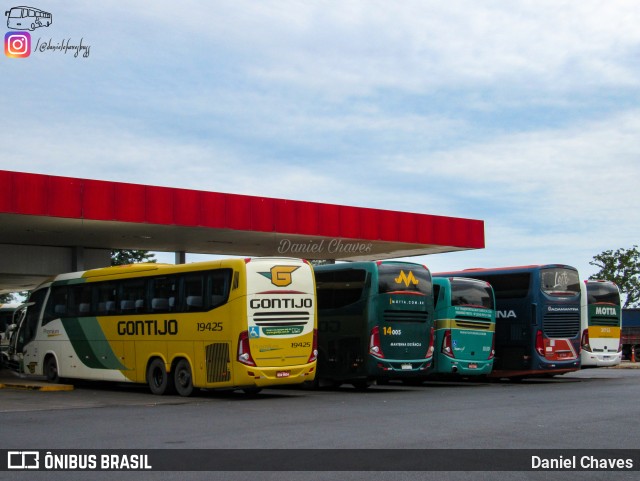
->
[435,264,577,276]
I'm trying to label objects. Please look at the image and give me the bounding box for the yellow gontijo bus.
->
[11,258,317,396]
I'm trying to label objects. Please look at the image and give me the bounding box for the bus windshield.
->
[378,263,432,296]
[540,268,580,297]
[450,278,494,309]
[587,282,621,306]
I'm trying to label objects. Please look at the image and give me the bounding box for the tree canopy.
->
[589,245,640,308]
[111,249,156,266]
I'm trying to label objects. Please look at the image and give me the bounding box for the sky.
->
[1,1,639,280]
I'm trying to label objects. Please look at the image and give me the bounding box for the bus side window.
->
[96,283,117,315]
[433,284,441,309]
[209,269,232,309]
[43,286,69,325]
[151,276,177,312]
[69,284,92,317]
[183,273,205,312]
[119,279,146,314]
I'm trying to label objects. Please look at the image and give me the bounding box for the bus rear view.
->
[580,280,622,367]
[432,277,495,376]
[315,261,434,388]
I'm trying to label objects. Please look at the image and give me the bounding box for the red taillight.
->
[488,334,495,360]
[442,329,454,358]
[535,330,545,357]
[237,330,256,366]
[369,326,384,359]
[307,328,318,363]
[581,328,591,352]
[426,327,434,358]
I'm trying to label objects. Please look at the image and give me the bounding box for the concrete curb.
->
[0,381,74,391]
[0,370,74,391]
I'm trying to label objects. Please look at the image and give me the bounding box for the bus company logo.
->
[5,6,52,31]
[594,306,617,316]
[4,30,30,57]
[394,270,419,288]
[259,266,300,287]
[8,451,40,469]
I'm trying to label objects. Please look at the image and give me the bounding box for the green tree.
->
[589,245,640,308]
[111,249,156,266]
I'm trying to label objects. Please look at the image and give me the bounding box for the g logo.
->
[259,266,300,287]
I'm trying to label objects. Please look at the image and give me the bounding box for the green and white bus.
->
[314,261,434,388]
[8,258,317,395]
[431,277,495,376]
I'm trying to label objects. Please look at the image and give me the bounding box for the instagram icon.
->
[5,31,31,58]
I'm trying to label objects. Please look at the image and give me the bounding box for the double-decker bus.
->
[431,277,495,377]
[5,6,52,30]
[580,280,622,367]
[434,265,581,379]
[314,261,434,388]
[8,258,317,396]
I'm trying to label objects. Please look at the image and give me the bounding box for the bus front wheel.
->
[147,358,173,395]
[174,359,194,397]
[44,356,59,383]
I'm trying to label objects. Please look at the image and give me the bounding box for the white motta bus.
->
[580,280,622,367]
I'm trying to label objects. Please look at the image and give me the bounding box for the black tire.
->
[401,378,424,386]
[44,355,59,383]
[147,358,172,395]
[352,379,370,390]
[242,387,262,396]
[174,358,194,397]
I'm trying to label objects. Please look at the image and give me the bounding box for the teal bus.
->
[314,261,434,389]
[434,265,581,379]
[431,277,495,376]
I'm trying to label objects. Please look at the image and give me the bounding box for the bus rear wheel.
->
[147,358,174,395]
[44,356,59,383]
[174,359,194,397]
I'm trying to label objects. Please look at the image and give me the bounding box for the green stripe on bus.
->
[61,318,128,371]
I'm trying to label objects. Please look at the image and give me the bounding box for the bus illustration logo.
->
[394,270,419,287]
[5,6,52,31]
[4,31,30,58]
[259,266,300,287]
[7,451,40,469]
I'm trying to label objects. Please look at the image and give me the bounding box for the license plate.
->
[276,371,290,378]
[468,363,477,369]
[558,352,570,359]
[401,363,412,370]
[602,356,611,360]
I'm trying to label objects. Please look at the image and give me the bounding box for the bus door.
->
[13,290,47,374]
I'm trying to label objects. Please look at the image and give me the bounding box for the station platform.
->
[0,368,74,391]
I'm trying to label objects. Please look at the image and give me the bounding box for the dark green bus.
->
[314,261,434,388]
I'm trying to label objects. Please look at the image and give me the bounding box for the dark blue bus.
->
[434,265,581,379]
